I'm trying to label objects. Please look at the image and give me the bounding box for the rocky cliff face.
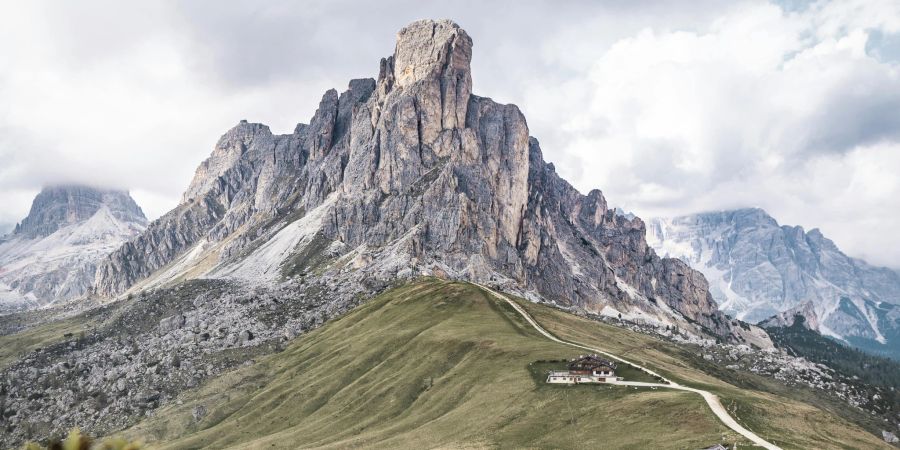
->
[94,19,761,344]
[0,186,147,312]
[648,208,900,357]
[760,301,821,330]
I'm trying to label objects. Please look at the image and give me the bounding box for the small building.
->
[546,354,618,384]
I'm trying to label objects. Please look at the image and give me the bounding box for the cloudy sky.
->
[1,0,899,268]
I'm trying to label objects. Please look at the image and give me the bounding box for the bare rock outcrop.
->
[760,301,821,330]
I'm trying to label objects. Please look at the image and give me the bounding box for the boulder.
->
[192,405,207,422]
[159,314,186,333]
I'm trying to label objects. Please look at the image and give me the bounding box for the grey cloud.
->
[801,80,900,156]
[629,138,693,186]
[867,29,900,63]
[167,0,733,89]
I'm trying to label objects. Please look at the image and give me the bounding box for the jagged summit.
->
[394,20,471,81]
[93,20,767,345]
[391,19,472,129]
[13,184,146,239]
[182,121,273,203]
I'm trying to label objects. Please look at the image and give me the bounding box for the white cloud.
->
[0,1,341,221]
[522,0,900,267]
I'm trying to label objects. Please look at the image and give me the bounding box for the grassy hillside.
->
[0,317,84,370]
[518,294,894,449]
[114,279,888,449]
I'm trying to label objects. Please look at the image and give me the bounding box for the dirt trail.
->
[477,284,781,450]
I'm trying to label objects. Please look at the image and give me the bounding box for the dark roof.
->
[567,354,617,371]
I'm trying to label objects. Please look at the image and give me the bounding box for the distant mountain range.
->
[647,208,900,359]
[0,185,146,313]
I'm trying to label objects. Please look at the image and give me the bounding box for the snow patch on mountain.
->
[0,281,37,312]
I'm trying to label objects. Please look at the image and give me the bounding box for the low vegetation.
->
[516,295,893,449]
[110,279,890,449]
[767,317,900,388]
[120,280,746,449]
[6,280,890,448]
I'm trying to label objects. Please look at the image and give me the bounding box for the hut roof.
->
[567,354,617,371]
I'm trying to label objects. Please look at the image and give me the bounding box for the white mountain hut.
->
[546,354,619,384]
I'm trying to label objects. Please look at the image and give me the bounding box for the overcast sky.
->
[1,0,899,268]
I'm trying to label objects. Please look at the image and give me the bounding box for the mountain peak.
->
[760,301,820,330]
[182,121,273,203]
[14,185,146,239]
[1,184,147,310]
[94,18,758,346]
[649,206,900,356]
[393,19,471,86]
[726,207,775,223]
[390,19,473,130]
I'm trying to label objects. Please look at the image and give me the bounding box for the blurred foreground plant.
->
[21,428,141,450]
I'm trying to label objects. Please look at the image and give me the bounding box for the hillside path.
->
[476,284,781,450]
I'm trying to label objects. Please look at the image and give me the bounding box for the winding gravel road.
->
[477,284,781,450]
